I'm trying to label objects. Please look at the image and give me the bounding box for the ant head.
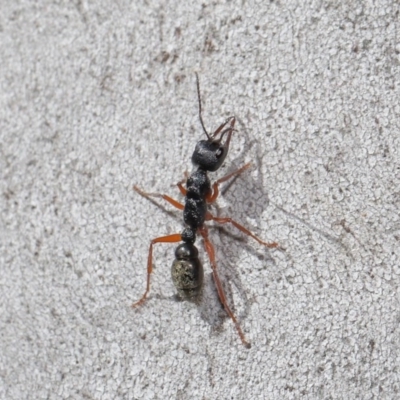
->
[191,121,233,171]
[193,73,235,172]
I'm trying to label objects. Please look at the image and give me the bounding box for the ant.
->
[132,73,278,348]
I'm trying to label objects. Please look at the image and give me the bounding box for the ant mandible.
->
[132,73,278,348]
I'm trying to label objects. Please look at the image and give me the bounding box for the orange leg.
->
[206,212,278,248]
[198,226,251,348]
[176,172,189,196]
[206,163,252,203]
[134,185,184,211]
[132,233,182,307]
[177,182,187,196]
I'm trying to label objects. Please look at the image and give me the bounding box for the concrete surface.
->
[1,1,399,399]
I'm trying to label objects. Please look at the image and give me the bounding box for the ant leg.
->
[206,163,252,203]
[134,185,184,211]
[177,171,189,196]
[198,226,251,348]
[206,212,278,248]
[132,233,182,307]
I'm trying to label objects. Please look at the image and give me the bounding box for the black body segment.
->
[192,140,227,171]
[183,169,211,230]
[171,243,204,301]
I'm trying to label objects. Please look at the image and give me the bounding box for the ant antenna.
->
[195,73,211,140]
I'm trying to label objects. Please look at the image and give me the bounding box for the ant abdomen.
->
[171,243,204,301]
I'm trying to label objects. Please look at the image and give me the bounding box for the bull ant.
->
[132,73,278,348]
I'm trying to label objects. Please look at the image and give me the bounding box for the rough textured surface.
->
[1,1,399,399]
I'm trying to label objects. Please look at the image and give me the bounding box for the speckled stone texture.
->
[1,1,399,399]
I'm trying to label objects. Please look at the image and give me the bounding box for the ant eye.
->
[216,148,224,158]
